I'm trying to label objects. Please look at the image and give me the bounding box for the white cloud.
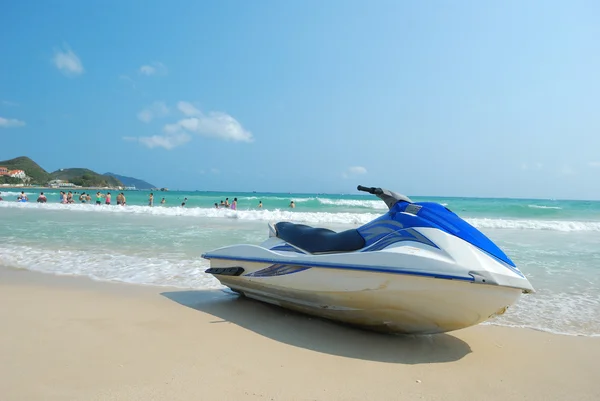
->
[139,62,168,76]
[164,101,253,142]
[139,133,190,149]
[119,75,137,90]
[137,101,169,123]
[1,100,18,106]
[342,166,367,179]
[123,132,191,150]
[52,45,84,76]
[0,116,26,128]
[521,162,543,171]
[348,166,367,174]
[129,101,254,147]
[210,168,220,174]
[558,165,575,176]
[588,161,600,168]
[177,101,201,116]
[137,110,153,123]
[163,122,181,134]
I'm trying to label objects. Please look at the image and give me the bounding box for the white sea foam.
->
[485,289,600,337]
[2,201,600,231]
[0,244,224,290]
[0,202,380,225]
[482,321,600,337]
[288,197,313,203]
[317,198,387,209]
[528,204,562,210]
[242,196,314,202]
[467,217,600,232]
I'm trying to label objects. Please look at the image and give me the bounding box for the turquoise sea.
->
[1,187,599,336]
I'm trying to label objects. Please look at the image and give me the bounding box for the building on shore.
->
[48,180,77,188]
[0,168,27,179]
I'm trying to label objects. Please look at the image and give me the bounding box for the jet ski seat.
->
[274,222,366,254]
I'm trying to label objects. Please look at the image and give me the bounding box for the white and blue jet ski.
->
[202,185,534,334]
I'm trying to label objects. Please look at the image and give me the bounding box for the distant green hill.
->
[0,156,51,184]
[51,168,123,187]
[0,156,145,188]
[104,172,155,190]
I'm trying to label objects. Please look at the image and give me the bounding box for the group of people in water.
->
[0,190,130,205]
[55,191,129,205]
[1,191,43,203]
[214,197,239,210]
[212,198,295,209]
[1,191,298,210]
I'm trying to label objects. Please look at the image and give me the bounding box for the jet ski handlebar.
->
[357,185,413,210]
[357,185,382,195]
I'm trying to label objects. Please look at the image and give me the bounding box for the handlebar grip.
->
[357,185,376,194]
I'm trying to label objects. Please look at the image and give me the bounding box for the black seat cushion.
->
[274,222,365,254]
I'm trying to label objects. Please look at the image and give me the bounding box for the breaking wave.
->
[1,202,600,231]
[0,244,222,290]
[528,204,562,210]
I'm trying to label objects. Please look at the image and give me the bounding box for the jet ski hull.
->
[206,259,521,334]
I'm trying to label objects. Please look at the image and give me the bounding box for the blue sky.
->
[1,1,599,199]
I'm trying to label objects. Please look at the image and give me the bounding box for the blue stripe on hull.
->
[202,254,474,282]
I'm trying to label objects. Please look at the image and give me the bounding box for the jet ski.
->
[202,185,534,334]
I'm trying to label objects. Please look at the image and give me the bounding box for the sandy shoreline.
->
[1,268,599,401]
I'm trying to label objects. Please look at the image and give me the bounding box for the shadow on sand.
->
[160,289,472,365]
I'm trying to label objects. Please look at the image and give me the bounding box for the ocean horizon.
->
[1,187,599,338]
